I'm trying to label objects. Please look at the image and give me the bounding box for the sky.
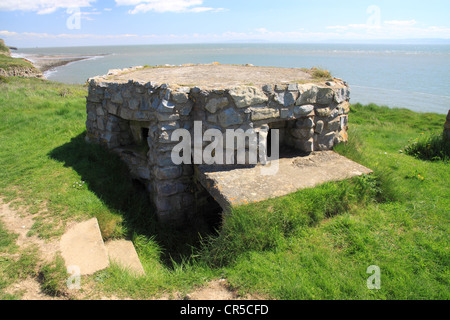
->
[1,0,450,47]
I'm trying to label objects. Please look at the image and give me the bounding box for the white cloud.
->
[0,30,138,39]
[384,20,417,26]
[115,0,224,14]
[325,20,450,39]
[0,0,95,14]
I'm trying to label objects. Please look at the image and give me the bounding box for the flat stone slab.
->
[197,151,373,211]
[97,64,313,89]
[104,240,145,277]
[60,218,109,276]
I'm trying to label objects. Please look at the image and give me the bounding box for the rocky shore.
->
[11,53,94,75]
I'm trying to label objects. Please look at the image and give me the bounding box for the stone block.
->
[327,118,340,131]
[128,98,140,110]
[315,107,332,117]
[334,86,350,103]
[60,218,109,276]
[250,105,280,121]
[205,97,229,114]
[229,86,269,108]
[154,166,183,180]
[218,108,244,127]
[111,92,123,104]
[296,85,318,105]
[315,120,324,134]
[294,104,314,116]
[296,117,314,128]
[316,87,335,105]
[158,99,176,113]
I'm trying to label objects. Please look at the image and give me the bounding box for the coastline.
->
[11,53,103,76]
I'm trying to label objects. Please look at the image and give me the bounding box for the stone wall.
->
[85,66,351,224]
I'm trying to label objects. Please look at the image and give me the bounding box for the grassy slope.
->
[0,55,37,71]
[0,40,9,55]
[0,77,448,300]
[222,104,449,299]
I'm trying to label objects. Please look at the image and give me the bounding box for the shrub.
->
[404,132,450,161]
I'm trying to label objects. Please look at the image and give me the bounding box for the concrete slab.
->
[60,218,109,276]
[104,240,145,277]
[197,151,373,211]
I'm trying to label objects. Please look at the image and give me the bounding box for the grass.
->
[0,41,9,55]
[0,220,39,299]
[301,67,332,80]
[0,54,37,71]
[0,78,448,300]
[404,132,450,161]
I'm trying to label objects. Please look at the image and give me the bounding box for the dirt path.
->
[0,200,61,299]
[0,199,251,300]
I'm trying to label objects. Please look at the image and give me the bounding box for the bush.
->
[404,133,450,161]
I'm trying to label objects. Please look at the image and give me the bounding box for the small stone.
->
[317,132,337,150]
[218,108,244,127]
[250,106,280,121]
[315,107,331,117]
[111,92,123,104]
[280,108,293,119]
[105,101,118,115]
[296,117,314,128]
[337,101,350,114]
[316,87,335,105]
[327,119,340,131]
[96,106,105,116]
[291,128,314,139]
[172,92,189,104]
[229,86,268,108]
[158,99,176,113]
[315,120,325,134]
[154,166,183,180]
[205,97,229,114]
[334,87,350,103]
[294,104,314,116]
[296,85,318,105]
[128,98,140,110]
[262,84,274,94]
[178,101,194,116]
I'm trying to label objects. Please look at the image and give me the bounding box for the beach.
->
[10,52,101,76]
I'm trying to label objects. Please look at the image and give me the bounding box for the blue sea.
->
[14,43,450,114]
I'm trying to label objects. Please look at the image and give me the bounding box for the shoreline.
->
[11,53,104,74]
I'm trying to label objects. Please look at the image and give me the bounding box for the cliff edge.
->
[0,39,43,79]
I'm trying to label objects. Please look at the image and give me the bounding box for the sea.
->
[13,43,450,114]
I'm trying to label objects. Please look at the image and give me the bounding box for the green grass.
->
[0,78,448,300]
[301,67,332,80]
[404,132,450,161]
[0,39,9,55]
[0,55,37,71]
[0,221,39,299]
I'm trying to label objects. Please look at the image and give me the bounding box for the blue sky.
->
[1,0,450,47]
